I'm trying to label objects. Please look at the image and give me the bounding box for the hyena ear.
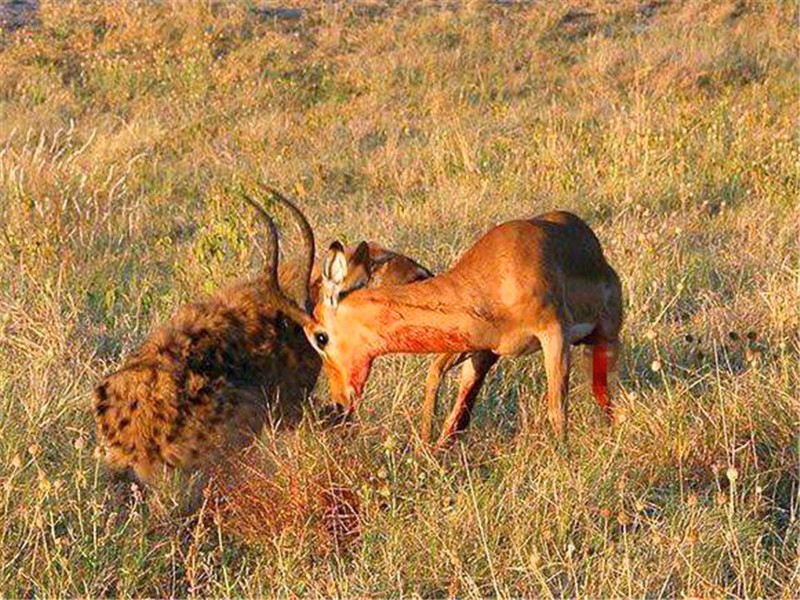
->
[322,241,347,307]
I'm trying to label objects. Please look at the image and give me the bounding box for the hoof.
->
[434,430,459,452]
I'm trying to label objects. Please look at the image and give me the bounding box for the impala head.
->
[244,188,397,419]
[305,240,377,415]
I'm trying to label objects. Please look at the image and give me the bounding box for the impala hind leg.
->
[591,340,620,419]
[591,343,610,417]
[421,353,466,444]
[436,351,498,449]
[541,325,571,441]
[590,339,621,420]
[596,271,624,422]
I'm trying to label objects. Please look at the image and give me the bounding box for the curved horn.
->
[240,191,313,328]
[240,192,279,284]
[261,186,315,313]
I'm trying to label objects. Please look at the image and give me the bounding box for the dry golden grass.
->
[0,0,798,596]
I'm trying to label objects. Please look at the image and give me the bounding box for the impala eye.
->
[314,332,329,350]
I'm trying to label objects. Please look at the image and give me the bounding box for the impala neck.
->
[342,277,482,356]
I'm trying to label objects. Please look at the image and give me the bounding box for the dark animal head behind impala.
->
[92,186,431,485]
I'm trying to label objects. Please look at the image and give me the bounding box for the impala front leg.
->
[436,351,498,449]
[422,353,468,444]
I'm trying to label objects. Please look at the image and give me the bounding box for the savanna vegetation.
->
[0,0,797,596]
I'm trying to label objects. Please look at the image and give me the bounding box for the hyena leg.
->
[436,351,498,449]
[182,469,211,517]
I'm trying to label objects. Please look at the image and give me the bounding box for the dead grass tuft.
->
[206,438,364,554]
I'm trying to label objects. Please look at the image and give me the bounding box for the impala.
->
[304,211,623,444]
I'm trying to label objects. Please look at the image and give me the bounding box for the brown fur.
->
[306,211,624,445]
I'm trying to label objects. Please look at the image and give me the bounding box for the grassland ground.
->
[0,0,798,596]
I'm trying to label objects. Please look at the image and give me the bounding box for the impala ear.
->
[323,241,347,283]
[351,241,372,274]
[322,241,347,307]
[331,240,372,298]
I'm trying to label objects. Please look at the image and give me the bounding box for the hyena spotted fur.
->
[92,187,431,489]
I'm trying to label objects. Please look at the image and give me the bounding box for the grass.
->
[1,0,798,596]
